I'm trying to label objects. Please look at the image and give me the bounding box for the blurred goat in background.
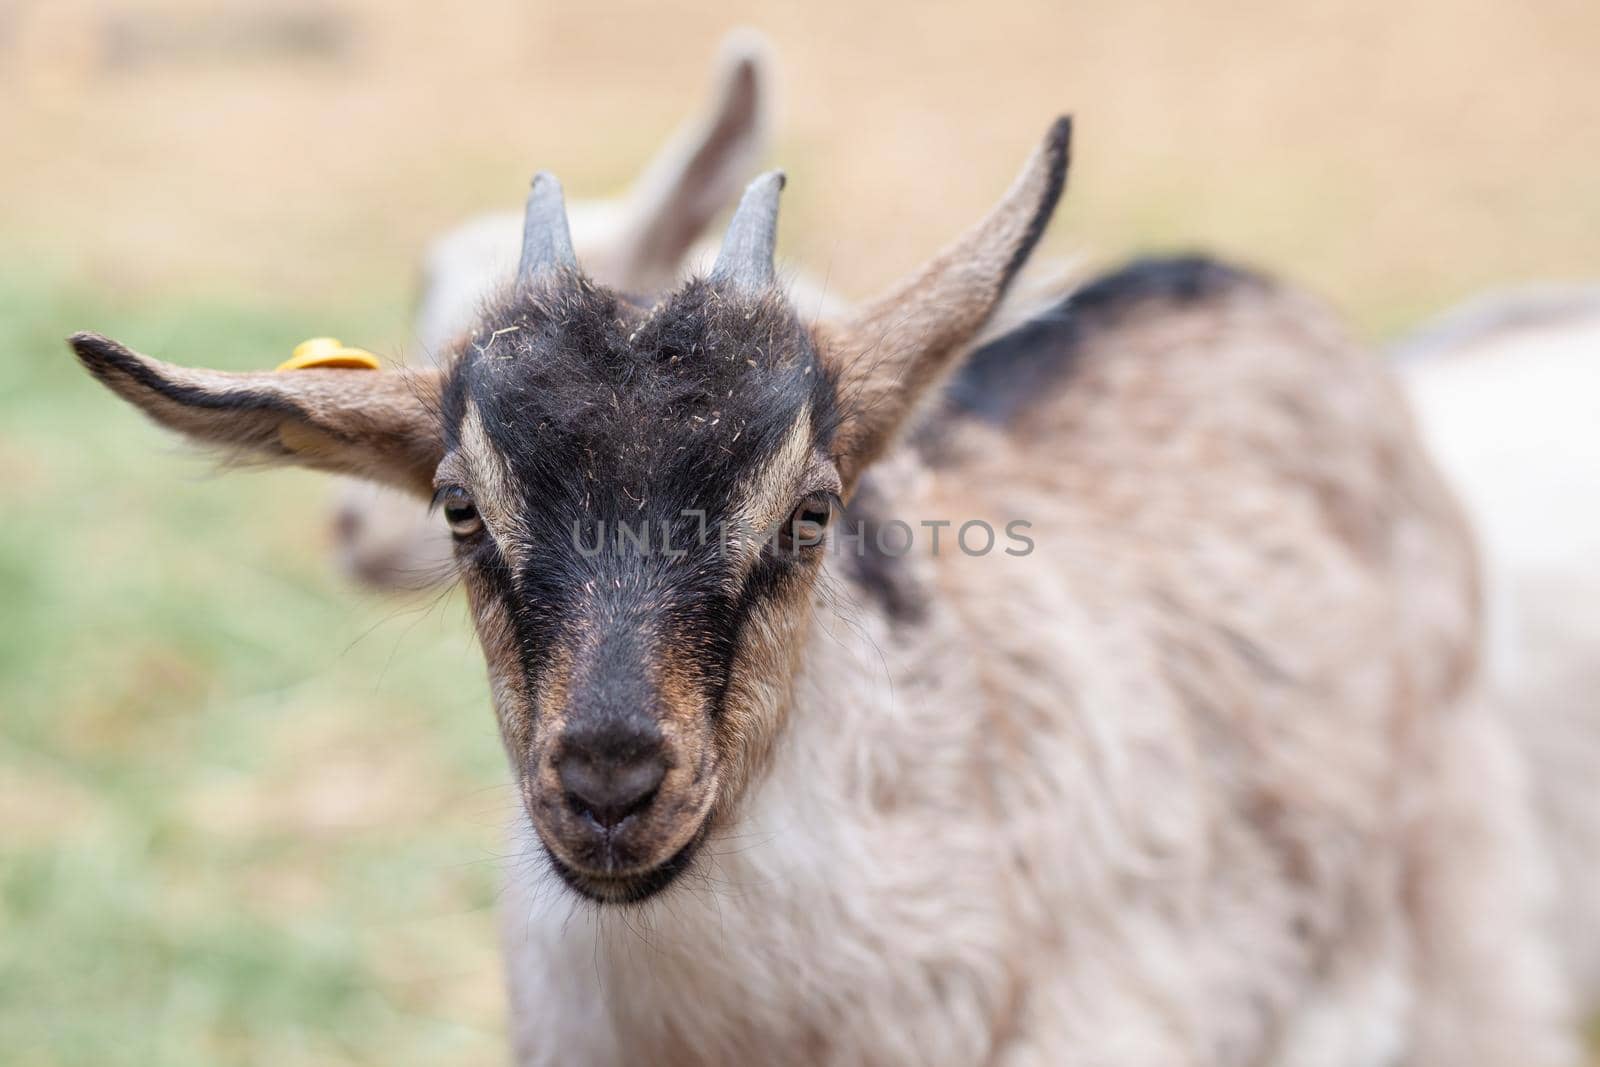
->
[1397,288,1600,1006]
[331,33,772,589]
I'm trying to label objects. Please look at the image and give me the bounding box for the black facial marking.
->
[441,271,838,712]
[545,820,709,904]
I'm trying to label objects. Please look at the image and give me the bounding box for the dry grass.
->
[2,2,1597,1064]
[5,0,1600,336]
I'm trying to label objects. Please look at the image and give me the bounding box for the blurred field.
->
[0,277,512,1066]
[2,1,1598,1064]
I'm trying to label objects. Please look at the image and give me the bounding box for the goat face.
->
[68,117,1070,904]
[436,271,841,902]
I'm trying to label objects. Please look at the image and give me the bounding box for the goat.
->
[69,118,1578,1065]
[1395,287,1600,1005]
[332,30,773,590]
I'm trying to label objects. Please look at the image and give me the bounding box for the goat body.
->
[498,260,1576,1066]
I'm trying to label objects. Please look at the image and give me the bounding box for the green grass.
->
[0,271,509,1067]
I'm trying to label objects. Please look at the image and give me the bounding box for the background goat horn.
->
[518,172,578,282]
[710,170,785,290]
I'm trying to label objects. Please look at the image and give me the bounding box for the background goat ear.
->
[611,29,770,293]
[821,117,1072,494]
[68,332,445,498]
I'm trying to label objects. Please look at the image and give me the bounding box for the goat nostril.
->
[557,752,667,830]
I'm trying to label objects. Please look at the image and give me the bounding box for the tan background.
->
[6,0,1600,333]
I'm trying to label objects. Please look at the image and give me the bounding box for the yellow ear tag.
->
[276,337,381,372]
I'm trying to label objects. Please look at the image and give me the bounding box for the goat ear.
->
[69,332,445,498]
[611,30,770,292]
[821,118,1072,494]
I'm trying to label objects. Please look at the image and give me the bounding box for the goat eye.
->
[779,494,835,552]
[439,488,484,540]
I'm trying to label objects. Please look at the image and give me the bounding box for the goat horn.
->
[710,170,785,291]
[518,171,578,282]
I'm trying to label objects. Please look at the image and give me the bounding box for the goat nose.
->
[557,735,667,830]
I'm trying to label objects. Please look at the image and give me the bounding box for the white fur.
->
[1397,288,1600,1004]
